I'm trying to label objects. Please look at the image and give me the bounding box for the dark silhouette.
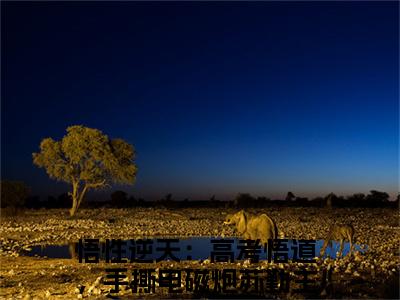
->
[325,193,335,209]
[25,196,42,209]
[1,180,29,213]
[234,193,255,208]
[366,190,389,206]
[285,191,295,202]
[8,189,398,210]
[295,197,309,206]
[52,193,71,208]
[110,190,128,207]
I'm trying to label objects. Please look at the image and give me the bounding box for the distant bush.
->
[111,190,128,207]
[16,189,398,210]
[110,191,138,208]
[1,181,29,213]
[234,193,255,208]
[25,195,42,209]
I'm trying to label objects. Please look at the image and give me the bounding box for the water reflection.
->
[23,238,367,260]
[69,243,78,259]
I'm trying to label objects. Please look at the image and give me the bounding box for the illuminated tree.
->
[33,125,137,216]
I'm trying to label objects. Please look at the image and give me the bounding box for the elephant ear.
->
[237,211,247,234]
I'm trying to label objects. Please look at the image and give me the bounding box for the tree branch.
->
[86,179,107,189]
[77,180,107,207]
[77,184,89,208]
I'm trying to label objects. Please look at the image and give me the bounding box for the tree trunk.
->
[69,181,79,217]
[69,182,89,217]
[69,180,105,217]
[326,195,332,209]
[70,195,79,217]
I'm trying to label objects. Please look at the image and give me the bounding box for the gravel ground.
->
[0,207,399,299]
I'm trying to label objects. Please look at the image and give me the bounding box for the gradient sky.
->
[2,2,399,200]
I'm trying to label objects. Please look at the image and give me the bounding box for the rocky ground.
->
[0,207,399,299]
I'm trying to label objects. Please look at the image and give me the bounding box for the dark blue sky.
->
[2,2,398,200]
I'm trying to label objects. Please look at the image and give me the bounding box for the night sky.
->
[2,2,398,200]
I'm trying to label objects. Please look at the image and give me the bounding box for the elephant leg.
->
[339,239,344,258]
[349,236,353,256]
[320,239,329,257]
